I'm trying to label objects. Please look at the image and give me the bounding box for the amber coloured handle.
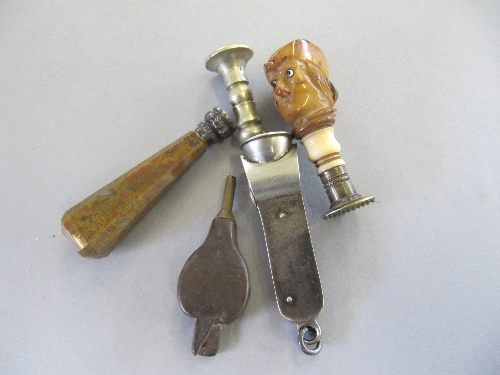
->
[264,39,341,171]
[264,40,374,218]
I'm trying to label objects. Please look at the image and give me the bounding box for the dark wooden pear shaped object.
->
[177,176,250,356]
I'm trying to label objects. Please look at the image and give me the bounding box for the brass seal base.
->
[320,165,375,219]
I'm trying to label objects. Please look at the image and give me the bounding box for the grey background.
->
[1,1,499,374]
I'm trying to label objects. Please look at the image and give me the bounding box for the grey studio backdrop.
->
[1,1,499,374]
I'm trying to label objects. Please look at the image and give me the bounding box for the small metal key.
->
[177,175,250,356]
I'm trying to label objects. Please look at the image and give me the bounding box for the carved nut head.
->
[264,40,338,139]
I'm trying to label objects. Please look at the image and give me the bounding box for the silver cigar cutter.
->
[206,45,323,355]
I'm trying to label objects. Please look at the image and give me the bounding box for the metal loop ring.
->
[298,321,322,355]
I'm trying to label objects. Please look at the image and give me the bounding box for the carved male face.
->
[264,40,338,135]
[265,58,335,126]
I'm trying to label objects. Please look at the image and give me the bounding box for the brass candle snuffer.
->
[61,39,374,356]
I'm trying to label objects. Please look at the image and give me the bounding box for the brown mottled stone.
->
[62,131,207,258]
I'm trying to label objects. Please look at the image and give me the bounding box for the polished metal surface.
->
[320,165,375,218]
[205,45,264,143]
[241,143,300,202]
[240,131,293,163]
[177,176,250,356]
[256,193,323,322]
